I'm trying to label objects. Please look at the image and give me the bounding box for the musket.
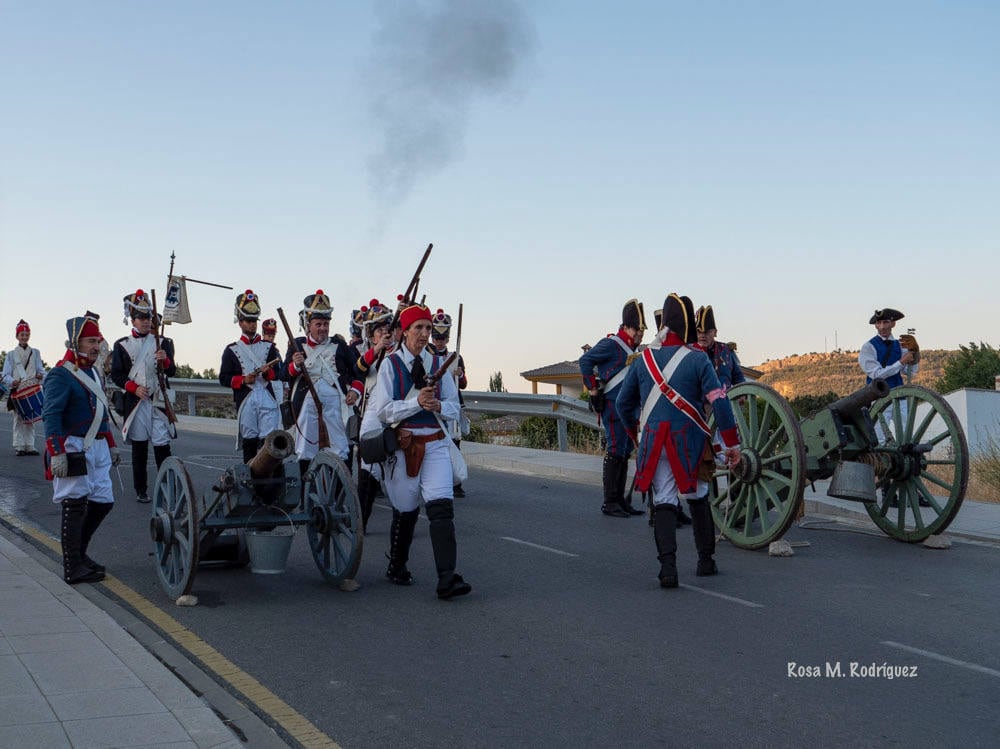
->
[247,357,282,379]
[149,289,179,425]
[277,307,330,450]
[424,352,458,388]
[455,303,463,358]
[379,243,433,365]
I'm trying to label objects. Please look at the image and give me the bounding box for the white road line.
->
[679,584,765,609]
[881,641,1000,678]
[501,537,579,557]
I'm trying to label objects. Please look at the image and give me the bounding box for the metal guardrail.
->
[163,379,599,452]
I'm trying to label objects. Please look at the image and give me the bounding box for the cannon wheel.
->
[709,382,808,549]
[303,450,364,584]
[150,457,200,599]
[865,385,968,542]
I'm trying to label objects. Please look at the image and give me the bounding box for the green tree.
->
[174,363,198,379]
[201,368,218,380]
[488,370,507,393]
[936,342,1000,392]
[789,391,839,418]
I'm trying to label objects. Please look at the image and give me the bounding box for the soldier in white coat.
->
[3,319,46,455]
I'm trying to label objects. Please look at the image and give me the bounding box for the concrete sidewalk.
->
[0,532,242,749]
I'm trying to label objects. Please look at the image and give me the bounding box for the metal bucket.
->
[245,508,296,574]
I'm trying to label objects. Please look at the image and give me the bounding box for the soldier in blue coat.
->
[579,299,646,517]
[43,314,119,584]
[696,305,746,391]
[617,294,742,588]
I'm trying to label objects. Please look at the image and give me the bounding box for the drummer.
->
[3,319,46,456]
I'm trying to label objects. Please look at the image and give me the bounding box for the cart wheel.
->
[149,457,200,598]
[865,385,968,542]
[304,450,364,584]
[709,382,807,549]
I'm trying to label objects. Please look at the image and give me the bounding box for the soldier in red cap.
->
[367,303,472,600]
[42,313,119,584]
[3,319,46,455]
[111,289,177,503]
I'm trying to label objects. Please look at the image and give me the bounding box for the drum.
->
[12,384,44,423]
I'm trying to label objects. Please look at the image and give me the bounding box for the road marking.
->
[0,508,342,748]
[501,536,579,557]
[881,641,1000,678]
[679,584,765,608]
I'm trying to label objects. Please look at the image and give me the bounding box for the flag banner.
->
[162,276,192,324]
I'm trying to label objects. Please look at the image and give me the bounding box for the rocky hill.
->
[753,349,951,399]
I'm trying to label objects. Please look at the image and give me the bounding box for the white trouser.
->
[238,384,280,440]
[382,428,454,512]
[295,380,348,461]
[649,447,710,508]
[52,436,114,504]
[124,400,172,446]
[13,416,36,450]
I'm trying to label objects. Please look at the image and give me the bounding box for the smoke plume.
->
[364,0,534,207]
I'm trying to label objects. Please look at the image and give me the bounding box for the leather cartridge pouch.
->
[697,440,717,482]
[359,426,398,464]
[397,428,445,478]
[66,452,88,477]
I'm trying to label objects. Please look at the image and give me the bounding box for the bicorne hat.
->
[662,293,698,344]
[695,305,716,334]
[66,312,102,351]
[621,299,647,332]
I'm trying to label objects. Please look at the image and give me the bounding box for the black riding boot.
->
[80,500,113,574]
[618,456,643,515]
[358,469,378,533]
[386,508,419,585]
[242,438,259,465]
[132,440,150,501]
[425,500,472,599]
[62,498,104,584]
[652,504,679,588]
[688,497,718,576]
[153,443,171,470]
[601,454,628,517]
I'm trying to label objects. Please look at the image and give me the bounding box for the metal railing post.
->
[556,417,568,452]
[188,393,197,415]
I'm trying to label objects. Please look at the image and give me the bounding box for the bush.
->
[789,391,839,418]
[936,342,1000,392]
[517,416,602,452]
[464,420,489,444]
[970,430,1000,503]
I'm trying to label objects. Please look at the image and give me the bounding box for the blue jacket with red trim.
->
[578,329,636,398]
[615,335,739,494]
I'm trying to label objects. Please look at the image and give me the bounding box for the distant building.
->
[520,360,584,397]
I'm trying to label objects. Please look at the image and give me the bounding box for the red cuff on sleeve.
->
[125,381,139,394]
[350,380,364,395]
[720,427,740,448]
[231,375,244,390]
[265,367,277,381]
[288,362,298,377]
[46,436,67,457]
[161,356,172,369]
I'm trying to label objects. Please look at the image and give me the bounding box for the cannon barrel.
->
[248,429,295,479]
[828,378,889,419]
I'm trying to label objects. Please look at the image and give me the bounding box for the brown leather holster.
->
[396,428,446,477]
[697,439,718,482]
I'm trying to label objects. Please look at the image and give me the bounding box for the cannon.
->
[149,430,364,598]
[707,380,969,548]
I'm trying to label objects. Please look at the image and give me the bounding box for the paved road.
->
[2,423,999,747]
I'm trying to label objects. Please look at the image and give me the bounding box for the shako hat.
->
[66,312,102,351]
[662,293,698,344]
[235,289,262,322]
[301,289,333,328]
[399,303,432,331]
[869,308,904,324]
[364,299,393,328]
[15,319,30,335]
[122,289,153,323]
[349,308,364,338]
[621,299,647,332]
[261,318,277,335]
[695,305,716,333]
[431,309,452,337]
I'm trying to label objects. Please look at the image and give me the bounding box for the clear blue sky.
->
[2,1,997,391]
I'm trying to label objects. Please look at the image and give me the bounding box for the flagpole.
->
[181,276,234,290]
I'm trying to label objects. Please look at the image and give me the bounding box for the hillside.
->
[753,349,951,399]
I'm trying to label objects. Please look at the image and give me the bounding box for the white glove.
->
[51,453,69,478]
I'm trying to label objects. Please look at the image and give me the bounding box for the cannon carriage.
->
[706,379,968,549]
[149,430,364,598]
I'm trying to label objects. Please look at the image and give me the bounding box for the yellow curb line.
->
[0,509,340,749]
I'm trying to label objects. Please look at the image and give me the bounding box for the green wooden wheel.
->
[149,457,200,599]
[864,385,968,542]
[709,382,807,549]
[304,450,364,584]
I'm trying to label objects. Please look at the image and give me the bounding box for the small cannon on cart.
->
[149,430,363,598]
[707,380,968,549]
